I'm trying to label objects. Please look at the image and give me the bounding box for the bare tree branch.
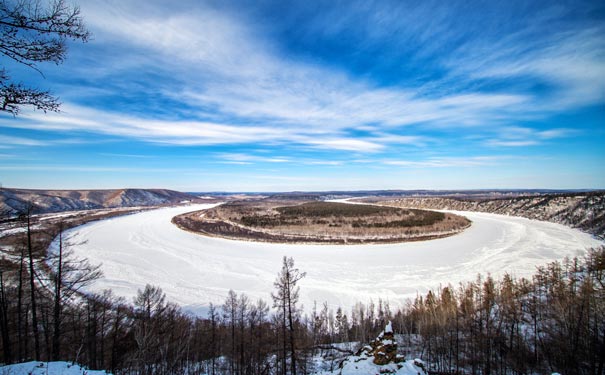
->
[1,76,60,115]
[0,0,89,115]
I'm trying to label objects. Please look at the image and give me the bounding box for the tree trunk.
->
[111,305,121,372]
[210,306,216,375]
[287,279,297,375]
[26,209,40,360]
[597,326,605,375]
[0,271,12,363]
[282,304,287,375]
[52,228,63,360]
[17,248,24,360]
[24,304,29,360]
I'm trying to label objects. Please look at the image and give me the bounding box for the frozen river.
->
[58,203,604,314]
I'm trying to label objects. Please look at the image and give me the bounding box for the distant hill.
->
[202,189,583,200]
[0,188,198,215]
[382,191,605,239]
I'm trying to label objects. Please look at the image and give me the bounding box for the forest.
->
[275,202,400,217]
[0,213,604,374]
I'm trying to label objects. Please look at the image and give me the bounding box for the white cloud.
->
[383,156,503,168]
[485,140,539,147]
[538,128,575,139]
[75,1,541,135]
[8,1,598,157]
[450,27,605,110]
[98,153,153,158]
[217,153,291,164]
[303,160,343,166]
[0,165,180,172]
[485,126,575,147]
[0,135,49,147]
[302,138,384,152]
[11,105,389,152]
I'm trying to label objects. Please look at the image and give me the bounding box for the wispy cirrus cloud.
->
[485,140,539,148]
[12,0,597,156]
[303,160,343,166]
[485,126,576,147]
[73,1,590,135]
[1,0,603,190]
[0,165,181,173]
[452,28,605,110]
[9,105,392,153]
[217,153,291,164]
[98,153,153,159]
[215,153,347,166]
[0,135,49,147]
[383,156,504,168]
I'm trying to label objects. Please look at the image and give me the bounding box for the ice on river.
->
[56,204,604,315]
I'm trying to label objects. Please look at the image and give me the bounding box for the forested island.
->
[173,200,471,244]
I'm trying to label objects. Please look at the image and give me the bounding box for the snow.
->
[55,203,605,314]
[325,357,426,375]
[385,321,393,334]
[38,211,79,221]
[0,226,27,237]
[0,361,111,375]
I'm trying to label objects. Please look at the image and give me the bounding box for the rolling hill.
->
[0,188,197,215]
[381,191,605,238]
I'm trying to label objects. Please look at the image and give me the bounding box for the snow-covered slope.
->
[56,204,604,314]
[331,356,426,375]
[385,192,605,238]
[0,361,111,375]
[0,188,196,214]
[313,322,427,375]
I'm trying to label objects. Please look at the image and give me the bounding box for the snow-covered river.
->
[58,203,604,314]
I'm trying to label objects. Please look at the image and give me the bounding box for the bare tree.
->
[272,256,305,375]
[0,203,12,363]
[0,265,12,363]
[132,284,166,374]
[20,205,41,360]
[48,221,101,360]
[222,289,238,375]
[0,0,90,115]
[207,303,219,375]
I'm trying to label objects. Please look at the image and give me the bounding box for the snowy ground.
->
[55,203,604,315]
[0,361,110,375]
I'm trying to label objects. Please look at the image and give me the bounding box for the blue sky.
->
[1,0,604,191]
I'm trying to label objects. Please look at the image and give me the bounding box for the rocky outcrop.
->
[338,322,426,374]
[364,321,404,365]
[383,191,605,239]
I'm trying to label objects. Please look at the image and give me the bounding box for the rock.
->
[337,322,426,374]
[368,321,403,366]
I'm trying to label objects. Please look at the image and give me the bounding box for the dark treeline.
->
[275,202,399,217]
[0,213,603,374]
[351,211,445,228]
